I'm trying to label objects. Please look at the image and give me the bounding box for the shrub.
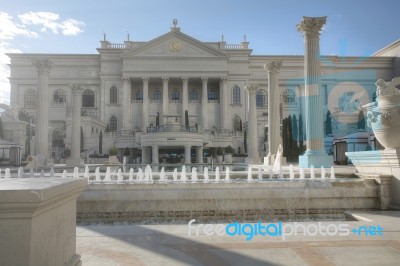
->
[216,146,223,156]
[225,145,234,154]
[123,147,130,156]
[109,146,118,156]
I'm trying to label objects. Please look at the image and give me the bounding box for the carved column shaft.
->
[182,77,189,123]
[162,78,169,124]
[142,77,149,129]
[201,77,208,129]
[122,78,131,129]
[246,84,260,163]
[71,85,82,159]
[33,59,51,157]
[220,77,228,129]
[265,61,282,155]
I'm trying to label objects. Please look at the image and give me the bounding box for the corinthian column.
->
[297,16,332,167]
[32,59,51,158]
[66,85,84,166]
[201,77,208,129]
[220,77,228,129]
[142,77,149,130]
[162,77,169,124]
[122,77,132,129]
[264,61,282,165]
[182,77,189,123]
[245,84,260,163]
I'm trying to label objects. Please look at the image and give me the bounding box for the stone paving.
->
[77,211,400,265]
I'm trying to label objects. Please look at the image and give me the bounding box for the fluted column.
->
[122,77,131,129]
[71,85,82,160]
[182,77,189,124]
[220,77,228,129]
[142,77,149,130]
[246,84,260,163]
[297,16,332,167]
[32,59,51,157]
[265,61,282,159]
[184,145,191,164]
[201,77,208,129]
[162,77,169,124]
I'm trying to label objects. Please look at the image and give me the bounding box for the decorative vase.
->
[365,77,400,149]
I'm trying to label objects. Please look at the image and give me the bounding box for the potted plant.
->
[123,147,130,165]
[216,146,223,163]
[224,145,234,163]
[108,146,119,164]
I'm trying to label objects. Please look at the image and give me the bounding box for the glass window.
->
[232,85,241,104]
[82,89,95,107]
[208,90,216,101]
[110,86,118,104]
[24,89,36,108]
[109,116,117,132]
[53,89,66,103]
[136,90,143,101]
[233,115,242,131]
[283,89,295,103]
[190,90,198,101]
[256,90,265,107]
[154,90,161,101]
[172,90,180,100]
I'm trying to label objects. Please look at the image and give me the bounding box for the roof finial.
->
[173,19,178,28]
[243,34,247,42]
[221,34,224,42]
[103,32,107,41]
[127,32,130,41]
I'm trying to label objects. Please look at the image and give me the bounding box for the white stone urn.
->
[224,154,233,163]
[365,78,400,149]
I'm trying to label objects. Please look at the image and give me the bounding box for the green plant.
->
[109,146,118,156]
[216,146,223,156]
[99,130,103,154]
[244,130,247,154]
[225,145,234,154]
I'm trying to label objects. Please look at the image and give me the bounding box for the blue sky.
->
[0,0,399,104]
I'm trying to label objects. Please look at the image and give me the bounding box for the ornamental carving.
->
[264,61,282,74]
[296,16,326,39]
[32,59,52,74]
[375,77,400,98]
[245,83,259,94]
[169,40,182,52]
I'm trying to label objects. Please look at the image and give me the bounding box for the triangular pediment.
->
[123,30,227,58]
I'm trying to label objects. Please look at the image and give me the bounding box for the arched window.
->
[232,85,241,105]
[233,115,242,131]
[24,89,36,108]
[256,90,266,107]
[53,89,66,103]
[154,90,161,101]
[110,86,118,104]
[136,90,143,101]
[109,116,117,132]
[208,90,217,101]
[82,89,95,107]
[172,90,180,101]
[283,89,295,103]
[190,90,198,101]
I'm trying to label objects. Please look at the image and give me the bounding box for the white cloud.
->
[0,11,85,105]
[18,12,85,36]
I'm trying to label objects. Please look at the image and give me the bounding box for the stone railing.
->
[224,44,245,49]
[106,42,125,49]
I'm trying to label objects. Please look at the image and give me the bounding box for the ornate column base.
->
[299,150,332,168]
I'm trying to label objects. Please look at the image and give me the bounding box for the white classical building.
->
[4,21,399,164]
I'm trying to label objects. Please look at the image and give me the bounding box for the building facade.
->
[5,23,398,164]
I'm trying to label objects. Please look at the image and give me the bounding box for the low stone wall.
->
[77,179,381,224]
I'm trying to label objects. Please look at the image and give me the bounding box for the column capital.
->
[69,84,82,94]
[296,16,326,39]
[182,77,189,82]
[162,77,169,82]
[142,77,149,82]
[264,61,282,74]
[122,77,130,81]
[32,59,52,74]
[245,83,259,94]
[201,77,208,82]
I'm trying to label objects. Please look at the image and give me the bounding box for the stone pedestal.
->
[297,17,332,167]
[0,178,87,266]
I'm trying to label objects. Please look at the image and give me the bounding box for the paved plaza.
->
[77,211,400,265]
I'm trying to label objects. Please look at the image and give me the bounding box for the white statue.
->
[273,144,283,172]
